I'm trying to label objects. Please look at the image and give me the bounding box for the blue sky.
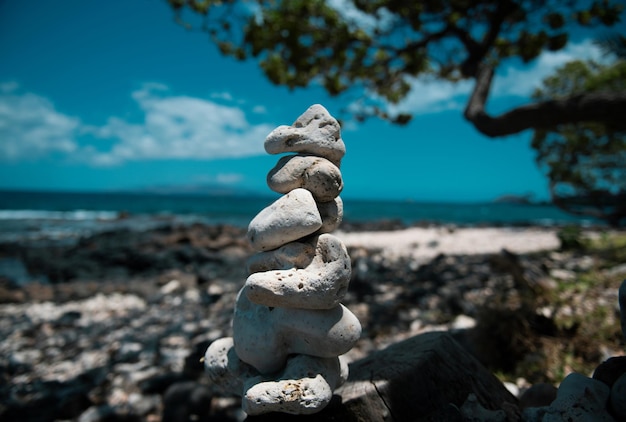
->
[0,0,621,202]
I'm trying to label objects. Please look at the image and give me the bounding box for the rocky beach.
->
[1,221,625,421]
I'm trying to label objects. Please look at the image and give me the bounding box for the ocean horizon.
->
[0,189,602,246]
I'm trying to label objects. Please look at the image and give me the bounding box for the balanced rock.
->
[233,290,360,374]
[242,354,347,416]
[247,188,322,252]
[316,196,343,234]
[245,234,351,310]
[205,104,359,416]
[267,155,343,202]
[264,104,345,166]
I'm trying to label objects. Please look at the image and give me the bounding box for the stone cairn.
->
[205,104,361,416]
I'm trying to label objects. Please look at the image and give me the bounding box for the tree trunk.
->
[464,65,626,138]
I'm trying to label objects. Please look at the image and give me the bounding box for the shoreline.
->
[337,226,562,260]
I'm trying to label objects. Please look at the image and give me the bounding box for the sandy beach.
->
[338,226,561,260]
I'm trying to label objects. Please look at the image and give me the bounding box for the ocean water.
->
[0,189,599,245]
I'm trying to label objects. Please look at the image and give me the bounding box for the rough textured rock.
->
[242,354,346,416]
[232,290,360,374]
[205,104,360,416]
[247,188,322,252]
[264,104,345,166]
[267,155,343,202]
[529,373,614,422]
[609,372,626,421]
[245,234,351,309]
[519,382,558,409]
[251,331,519,422]
[205,338,349,416]
[316,196,343,234]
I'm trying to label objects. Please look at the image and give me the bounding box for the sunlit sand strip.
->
[337,227,560,260]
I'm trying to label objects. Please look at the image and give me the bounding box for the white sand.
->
[336,226,560,260]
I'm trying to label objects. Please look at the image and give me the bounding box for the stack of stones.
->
[205,104,361,416]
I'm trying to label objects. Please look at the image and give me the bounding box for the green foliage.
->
[167,0,623,123]
[531,59,626,226]
[556,225,585,251]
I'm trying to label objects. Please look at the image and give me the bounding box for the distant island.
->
[492,194,551,206]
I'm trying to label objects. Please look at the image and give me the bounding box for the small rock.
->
[460,393,506,422]
[593,356,626,388]
[245,234,351,310]
[247,189,322,252]
[162,381,212,422]
[233,292,360,374]
[267,155,343,202]
[542,373,614,422]
[264,104,345,166]
[519,382,557,409]
[316,196,343,234]
[610,372,626,421]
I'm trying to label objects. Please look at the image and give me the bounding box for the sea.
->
[0,189,601,246]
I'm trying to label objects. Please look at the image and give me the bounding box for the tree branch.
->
[465,65,626,137]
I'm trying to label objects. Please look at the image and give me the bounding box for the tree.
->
[167,0,625,134]
[531,59,626,226]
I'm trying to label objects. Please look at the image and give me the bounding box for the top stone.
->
[264,104,346,166]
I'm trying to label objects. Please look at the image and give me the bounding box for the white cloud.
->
[0,85,79,161]
[89,84,274,165]
[493,39,608,97]
[387,77,474,116]
[379,39,609,117]
[327,0,395,33]
[0,83,275,167]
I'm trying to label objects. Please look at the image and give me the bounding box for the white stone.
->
[264,104,345,166]
[205,337,259,395]
[245,234,351,309]
[542,373,613,422]
[242,354,344,415]
[317,196,343,234]
[247,188,322,251]
[205,337,347,416]
[232,288,361,374]
[267,154,343,202]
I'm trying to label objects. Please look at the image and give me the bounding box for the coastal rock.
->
[205,338,346,416]
[267,155,343,202]
[161,381,213,422]
[460,393,507,422]
[519,382,558,409]
[232,289,360,374]
[316,196,343,234]
[534,373,614,422]
[242,354,345,416]
[245,234,351,310]
[247,188,322,252]
[264,104,345,166]
[205,337,257,396]
[593,356,626,388]
[610,372,626,420]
